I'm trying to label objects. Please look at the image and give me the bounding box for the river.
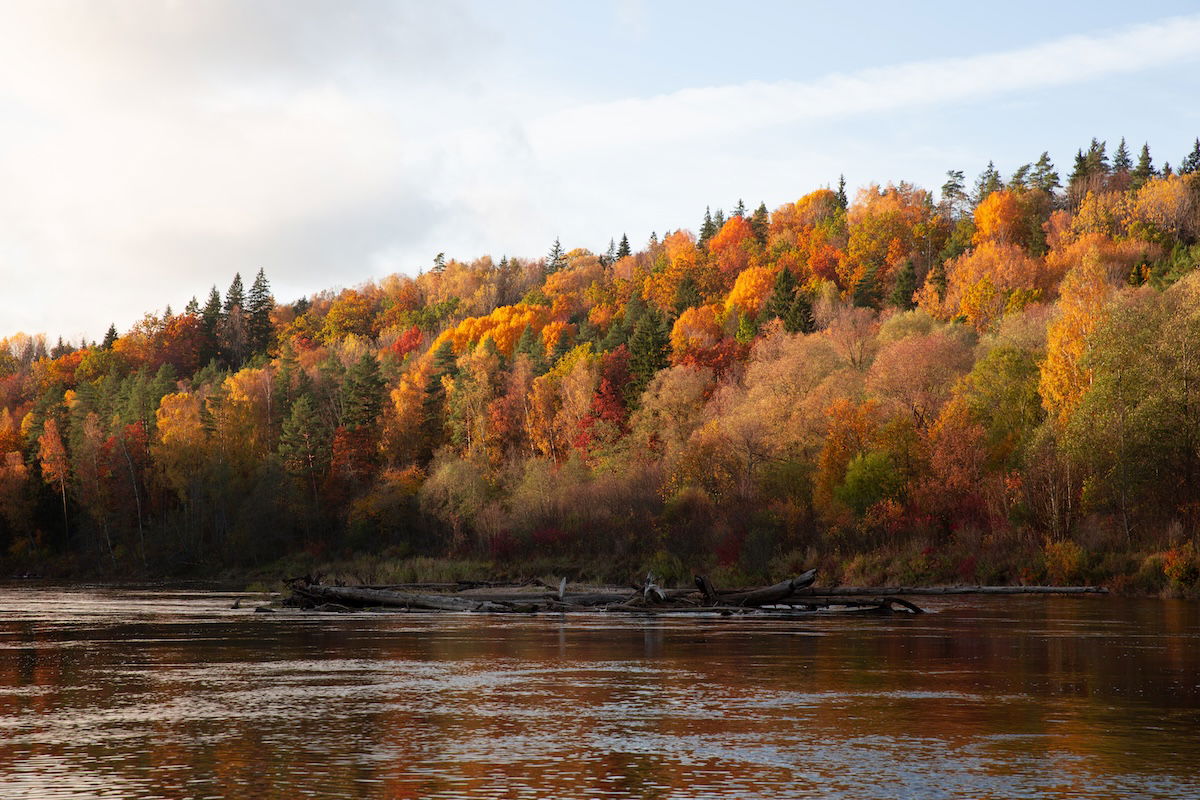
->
[0,588,1196,799]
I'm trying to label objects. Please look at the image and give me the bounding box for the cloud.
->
[529,14,1200,154]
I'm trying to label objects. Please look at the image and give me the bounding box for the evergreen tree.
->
[733,198,746,218]
[247,268,273,355]
[764,267,798,321]
[341,354,385,431]
[546,238,566,273]
[941,170,968,218]
[1162,161,1173,177]
[835,175,848,209]
[929,260,949,302]
[223,273,244,315]
[617,233,631,258]
[712,208,726,231]
[184,296,200,315]
[1085,138,1110,176]
[626,312,669,406]
[514,325,546,373]
[852,264,881,308]
[603,238,617,265]
[1008,164,1032,191]
[1068,149,1090,191]
[162,305,173,320]
[699,206,716,245]
[101,324,118,351]
[1031,152,1061,194]
[749,202,769,244]
[973,161,1003,204]
[1132,143,1155,189]
[673,274,702,314]
[1113,137,1132,173]
[432,252,446,273]
[421,340,459,459]
[278,395,331,503]
[782,290,815,334]
[1181,138,1200,175]
[889,260,918,310]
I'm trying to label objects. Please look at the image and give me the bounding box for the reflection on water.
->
[0,589,1197,799]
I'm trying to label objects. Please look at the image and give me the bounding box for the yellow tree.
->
[38,417,70,537]
[1039,252,1113,428]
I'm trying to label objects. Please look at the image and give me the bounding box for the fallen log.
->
[695,569,818,607]
[294,584,513,612]
[811,584,1108,596]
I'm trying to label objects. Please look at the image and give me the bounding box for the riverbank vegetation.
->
[3,136,1200,596]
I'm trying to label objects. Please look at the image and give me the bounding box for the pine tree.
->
[973,161,1003,204]
[1113,137,1132,173]
[546,238,566,273]
[626,312,669,406]
[279,394,330,503]
[1132,143,1155,189]
[184,296,200,315]
[1085,138,1109,175]
[941,170,968,218]
[421,340,459,459]
[764,267,798,321]
[733,199,746,218]
[1068,149,1090,190]
[835,175,848,209]
[201,286,222,363]
[782,291,815,334]
[101,324,118,351]
[341,354,385,431]
[699,207,716,245]
[1008,164,1032,191]
[673,275,702,314]
[223,273,244,314]
[603,238,617,265]
[734,311,758,344]
[247,268,273,355]
[852,264,881,309]
[432,252,446,273]
[749,202,769,244]
[712,208,726,231]
[1031,152,1061,194]
[617,234,631,259]
[888,260,918,310]
[1181,138,1200,175]
[514,325,545,373]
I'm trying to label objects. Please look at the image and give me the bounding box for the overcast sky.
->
[2,0,1199,343]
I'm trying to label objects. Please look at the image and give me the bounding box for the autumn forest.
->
[3,137,1200,593]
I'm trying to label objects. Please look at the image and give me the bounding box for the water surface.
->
[0,588,1197,799]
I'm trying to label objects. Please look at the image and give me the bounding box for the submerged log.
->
[813,585,1108,596]
[294,584,513,612]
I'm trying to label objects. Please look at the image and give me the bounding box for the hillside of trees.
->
[3,137,1200,593]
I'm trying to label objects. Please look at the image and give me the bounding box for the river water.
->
[0,588,1196,799]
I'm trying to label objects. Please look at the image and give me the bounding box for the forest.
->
[3,136,1200,594]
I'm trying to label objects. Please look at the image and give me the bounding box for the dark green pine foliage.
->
[734,311,758,344]
[421,340,459,459]
[699,206,716,245]
[1068,149,1090,189]
[101,324,118,351]
[514,325,546,373]
[1181,138,1200,175]
[224,273,244,314]
[712,208,726,231]
[184,296,200,315]
[200,286,222,360]
[929,260,949,302]
[1085,138,1109,176]
[889,260,918,310]
[973,161,1003,204]
[246,268,273,355]
[1132,143,1155,189]
[852,263,881,309]
[616,234,631,259]
[1008,164,1031,190]
[749,202,769,244]
[835,175,848,209]
[733,198,746,218]
[546,239,566,273]
[1031,152,1060,194]
[764,267,798,321]
[278,394,331,503]
[341,354,385,431]
[673,274,702,314]
[1113,137,1132,173]
[782,290,815,334]
[941,170,969,218]
[626,312,670,407]
[432,252,446,273]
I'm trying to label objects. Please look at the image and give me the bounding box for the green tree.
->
[1132,143,1155,189]
[764,267,798,321]
[246,268,273,355]
[546,238,566,273]
[973,160,1003,204]
[1031,151,1060,194]
[626,312,670,406]
[617,234,631,259]
[223,273,244,315]
[673,274,702,314]
[101,324,118,351]
[749,202,769,243]
[1112,137,1132,173]
[1181,137,1200,175]
[279,395,331,504]
[888,260,918,310]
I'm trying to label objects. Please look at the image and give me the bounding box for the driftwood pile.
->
[282,569,930,616]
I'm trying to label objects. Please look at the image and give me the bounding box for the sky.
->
[1,0,1199,344]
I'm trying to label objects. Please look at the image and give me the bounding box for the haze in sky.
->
[1,0,1198,342]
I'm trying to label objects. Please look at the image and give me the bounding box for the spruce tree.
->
[223,273,244,314]
[184,296,200,315]
[764,267,798,321]
[733,198,746,218]
[782,290,815,334]
[546,238,566,273]
[341,354,385,431]
[201,286,222,363]
[247,268,273,355]
[889,260,918,310]
[279,394,330,502]
[101,324,118,351]
[835,175,848,209]
[1181,138,1200,175]
[1132,143,1155,189]
[750,202,769,244]
[432,252,446,273]
[421,340,459,459]
[1085,138,1109,175]
[673,275,702,314]
[617,234,631,259]
[1008,164,1031,191]
[603,238,617,265]
[1113,137,1132,173]
[712,208,725,232]
[699,207,716,245]
[514,325,546,373]
[626,312,669,406]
